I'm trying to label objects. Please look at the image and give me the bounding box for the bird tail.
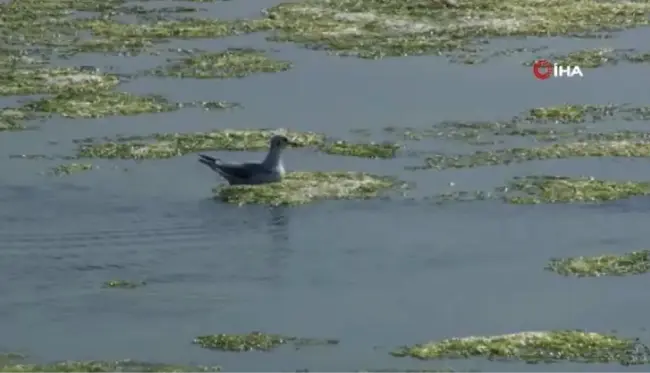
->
[198,154,222,173]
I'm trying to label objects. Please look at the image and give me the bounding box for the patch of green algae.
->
[505,176,650,204]
[193,331,339,352]
[0,108,29,131]
[547,250,650,277]
[0,51,47,69]
[50,162,93,176]
[13,0,126,12]
[416,175,650,206]
[0,359,220,372]
[528,48,621,68]
[75,130,399,159]
[0,4,82,47]
[22,0,648,60]
[77,130,324,159]
[321,140,400,159]
[193,332,292,352]
[526,104,618,123]
[527,48,650,68]
[389,122,570,145]
[0,1,264,58]
[5,0,213,21]
[102,280,146,288]
[82,18,276,40]
[25,90,176,118]
[411,140,650,170]
[0,67,118,96]
[425,190,496,205]
[385,103,643,146]
[150,48,293,79]
[625,53,650,64]
[261,0,650,58]
[6,0,650,61]
[392,330,650,365]
[216,171,399,206]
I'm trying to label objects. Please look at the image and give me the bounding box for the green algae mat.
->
[0,360,221,373]
[392,330,650,365]
[76,129,399,159]
[4,0,650,133]
[390,103,650,147]
[526,48,650,69]
[76,130,323,159]
[193,331,339,352]
[546,250,650,277]
[7,0,650,63]
[504,176,650,204]
[215,171,401,206]
[426,175,650,205]
[0,65,239,120]
[411,140,650,170]
[0,109,31,132]
[148,48,293,79]
[0,68,118,96]
[25,91,177,119]
[261,0,650,59]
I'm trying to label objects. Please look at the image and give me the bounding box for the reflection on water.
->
[192,199,293,286]
[269,206,290,243]
[266,206,291,284]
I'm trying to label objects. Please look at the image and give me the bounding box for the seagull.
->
[198,134,298,185]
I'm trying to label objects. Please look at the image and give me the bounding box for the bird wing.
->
[214,162,269,181]
[198,153,272,182]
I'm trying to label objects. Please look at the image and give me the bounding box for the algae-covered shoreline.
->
[392,330,650,365]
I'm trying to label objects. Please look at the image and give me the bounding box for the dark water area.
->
[2,0,650,371]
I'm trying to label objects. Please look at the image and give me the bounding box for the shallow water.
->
[2,0,650,371]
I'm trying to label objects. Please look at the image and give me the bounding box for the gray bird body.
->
[198,154,284,185]
[198,135,295,186]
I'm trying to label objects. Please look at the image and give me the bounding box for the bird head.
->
[270,135,298,150]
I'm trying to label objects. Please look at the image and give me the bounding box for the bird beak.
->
[287,141,299,147]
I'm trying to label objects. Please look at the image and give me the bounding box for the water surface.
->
[2,1,650,371]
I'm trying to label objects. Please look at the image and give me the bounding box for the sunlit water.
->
[2,1,650,371]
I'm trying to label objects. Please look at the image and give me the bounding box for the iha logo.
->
[532,59,584,80]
